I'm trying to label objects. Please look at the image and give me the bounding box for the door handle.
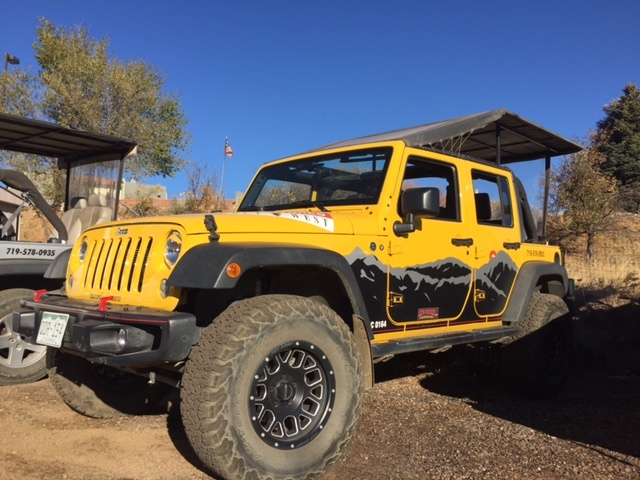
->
[503,242,521,250]
[451,238,474,247]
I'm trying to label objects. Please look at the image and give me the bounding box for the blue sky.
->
[2,1,639,204]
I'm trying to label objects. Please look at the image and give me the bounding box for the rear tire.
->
[48,350,171,418]
[0,288,47,385]
[181,294,364,480]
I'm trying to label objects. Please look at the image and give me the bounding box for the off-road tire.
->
[501,292,573,398]
[48,349,172,418]
[0,288,47,385]
[181,294,364,480]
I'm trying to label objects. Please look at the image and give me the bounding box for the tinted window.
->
[472,171,513,227]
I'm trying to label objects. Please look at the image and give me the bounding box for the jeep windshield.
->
[238,147,391,212]
[67,158,121,214]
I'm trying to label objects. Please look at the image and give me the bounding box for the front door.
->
[386,154,473,326]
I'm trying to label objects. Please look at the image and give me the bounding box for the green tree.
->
[597,83,640,212]
[0,68,64,206]
[549,134,619,258]
[34,18,190,179]
[1,69,39,117]
[1,19,190,207]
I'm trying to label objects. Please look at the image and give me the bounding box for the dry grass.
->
[563,213,640,305]
[560,214,640,375]
[567,255,640,305]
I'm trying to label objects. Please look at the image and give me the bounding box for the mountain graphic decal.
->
[347,249,472,326]
[474,251,517,316]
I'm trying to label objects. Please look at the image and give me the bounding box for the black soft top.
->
[314,109,582,164]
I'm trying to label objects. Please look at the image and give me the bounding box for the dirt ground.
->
[2,353,639,480]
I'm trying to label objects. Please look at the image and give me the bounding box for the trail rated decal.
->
[418,307,440,320]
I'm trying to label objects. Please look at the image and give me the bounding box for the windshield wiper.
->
[285,200,329,212]
[237,205,264,212]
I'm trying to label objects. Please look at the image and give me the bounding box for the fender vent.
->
[82,236,153,293]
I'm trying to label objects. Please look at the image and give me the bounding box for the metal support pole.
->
[495,124,501,166]
[542,154,551,241]
[220,148,227,210]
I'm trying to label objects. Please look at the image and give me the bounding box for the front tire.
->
[48,350,172,418]
[0,288,47,385]
[181,295,364,480]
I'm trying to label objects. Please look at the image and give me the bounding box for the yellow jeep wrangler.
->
[16,109,581,480]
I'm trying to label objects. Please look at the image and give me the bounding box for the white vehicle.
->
[0,113,136,384]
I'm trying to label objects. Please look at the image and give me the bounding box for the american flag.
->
[224,138,234,157]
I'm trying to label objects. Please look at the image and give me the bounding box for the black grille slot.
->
[82,235,153,293]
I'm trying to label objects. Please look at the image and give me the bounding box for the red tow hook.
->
[34,289,48,303]
[99,296,115,312]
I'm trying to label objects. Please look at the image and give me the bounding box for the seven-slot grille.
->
[81,236,153,293]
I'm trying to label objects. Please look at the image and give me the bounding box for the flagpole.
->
[220,137,227,210]
[220,137,235,210]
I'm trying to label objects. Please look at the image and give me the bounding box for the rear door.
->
[470,168,522,318]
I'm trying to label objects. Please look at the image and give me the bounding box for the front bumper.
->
[15,293,196,368]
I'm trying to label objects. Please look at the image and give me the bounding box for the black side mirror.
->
[393,187,440,235]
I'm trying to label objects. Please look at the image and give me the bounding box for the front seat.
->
[60,197,87,243]
[79,194,112,233]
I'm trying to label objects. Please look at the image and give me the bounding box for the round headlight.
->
[78,237,88,262]
[164,231,182,267]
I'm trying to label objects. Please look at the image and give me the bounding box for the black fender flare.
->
[503,261,569,325]
[167,242,372,337]
[44,248,72,279]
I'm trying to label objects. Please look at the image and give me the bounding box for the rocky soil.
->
[2,350,639,480]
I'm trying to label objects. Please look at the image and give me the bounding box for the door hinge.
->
[388,243,403,255]
[389,292,404,305]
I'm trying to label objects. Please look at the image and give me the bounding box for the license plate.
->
[37,312,70,348]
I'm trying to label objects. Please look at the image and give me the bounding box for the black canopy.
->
[0,113,138,241]
[0,113,137,166]
[315,109,582,164]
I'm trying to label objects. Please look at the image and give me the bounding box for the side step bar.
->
[371,326,521,358]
